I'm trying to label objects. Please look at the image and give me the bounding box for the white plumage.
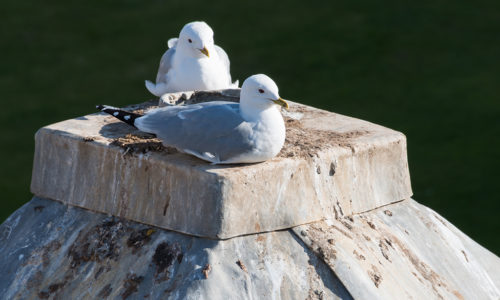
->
[145,21,238,97]
[101,75,288,164]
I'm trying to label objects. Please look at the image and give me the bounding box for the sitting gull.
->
[98,74,288,164]
[145,21,238,97]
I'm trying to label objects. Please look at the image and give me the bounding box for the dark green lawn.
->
[1,1,499,254]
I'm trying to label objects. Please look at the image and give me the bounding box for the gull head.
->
[241,74,289,111]
[178,21,214,58]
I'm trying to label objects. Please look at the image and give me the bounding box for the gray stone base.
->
[0,197,351,300]
[2,197,499,299]
[296,199,500,299]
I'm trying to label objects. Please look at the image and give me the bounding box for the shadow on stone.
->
[290,229,354,299]
[98,122,137,140]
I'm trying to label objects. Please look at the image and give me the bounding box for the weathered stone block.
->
[295,199,500,300]
[0,197,351,300]
[30,90,412,238]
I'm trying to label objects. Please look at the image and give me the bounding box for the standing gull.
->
[98,74,288,164]
[145,21,238,97]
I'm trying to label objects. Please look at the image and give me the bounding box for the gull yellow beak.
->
[273,97,289,110]
[200,47,209,57]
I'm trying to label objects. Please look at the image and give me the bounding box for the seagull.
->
[98,74,288,164]
[145,21,238,97]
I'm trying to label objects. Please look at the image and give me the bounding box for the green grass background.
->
[1,1,499,254]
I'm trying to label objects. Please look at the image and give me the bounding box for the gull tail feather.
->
[230,80,239,88]
[145,80,168,97]
[167,38,178,48]
[96,105,143,128]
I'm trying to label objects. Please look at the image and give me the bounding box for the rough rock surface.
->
[294,199,500,300]
[9,90,498,299]
[30,90,412,239]
[0,197,351,300]
[3,197,499,299]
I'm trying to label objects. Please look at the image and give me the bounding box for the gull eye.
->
[258,89,265,94]
[188,38,192,43]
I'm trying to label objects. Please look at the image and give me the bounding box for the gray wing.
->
[215,45,231,75]
[135,102,255,162]
[155,47,176,84]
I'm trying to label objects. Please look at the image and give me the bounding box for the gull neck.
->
[239,95,278,122]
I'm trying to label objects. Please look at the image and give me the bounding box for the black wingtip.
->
[95,104,142,128]
[96,104,115,111]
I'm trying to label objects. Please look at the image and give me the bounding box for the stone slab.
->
[30,90,412,239]
[0,197,351,300]
[295,199,500,300]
